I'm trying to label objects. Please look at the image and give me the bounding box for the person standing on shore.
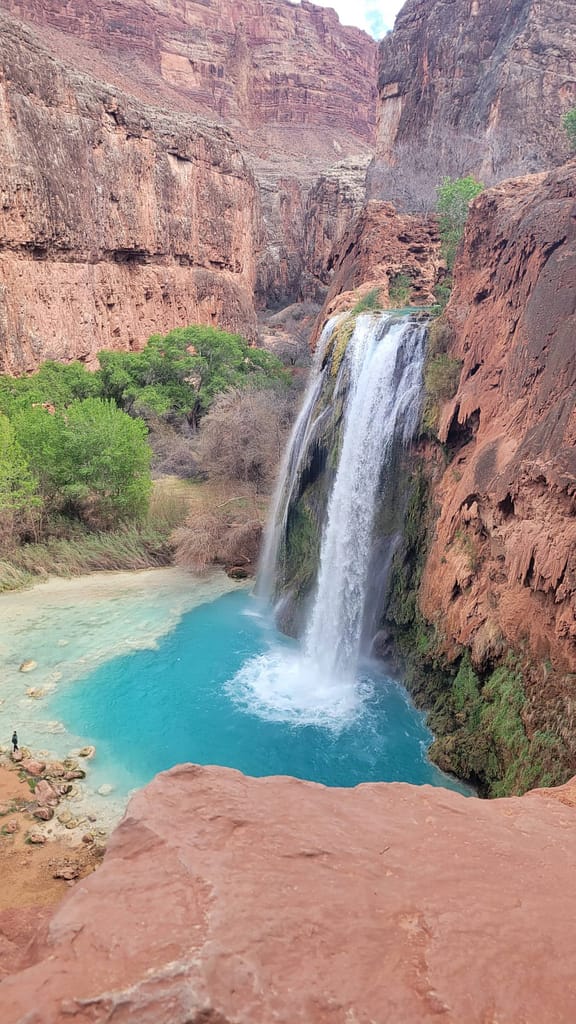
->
[11,730,18,753]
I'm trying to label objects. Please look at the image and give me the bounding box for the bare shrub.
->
[172,486,265,573]
[196,386,294,494]
[152,435,200,479]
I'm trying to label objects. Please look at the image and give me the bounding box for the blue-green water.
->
[48,589,470,797]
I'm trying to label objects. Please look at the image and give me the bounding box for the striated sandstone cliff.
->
[0,0,376,370]
[0,10,261,371]
[420,161,576,729]
[369,0,576,209]
[2,764,576,1023]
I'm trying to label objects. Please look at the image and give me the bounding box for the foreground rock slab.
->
[2,765,576,1023]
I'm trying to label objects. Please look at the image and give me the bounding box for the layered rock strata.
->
[369,0,576,209]
[2,764,576,1023]
[309,201,442,345]
[421,161,576,707]
[0,0,376,370]
[0,11,261,371]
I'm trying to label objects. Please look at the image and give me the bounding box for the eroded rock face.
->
[2,764,576,1022]
[369,0,576,209]
[0,11,261,372]
[311,200,441,339]
[0,0,376,370]
[421,161,576,722]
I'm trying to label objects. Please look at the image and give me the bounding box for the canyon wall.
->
[368,0,576,209]
[2,764,576,1023]
[418,161,576,770]
[0,12,260,371]
[0,0,376,371]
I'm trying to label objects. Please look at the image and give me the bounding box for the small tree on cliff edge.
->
[436,175,484,271]
[562,108,576,151]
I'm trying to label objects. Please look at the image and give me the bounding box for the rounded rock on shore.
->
[21,759,46,777]
[19,660,37,673]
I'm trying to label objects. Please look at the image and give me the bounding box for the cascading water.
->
[40,309,471,796]
[229,312,426,728]
[304,315,426,677]
[256,317,335,604]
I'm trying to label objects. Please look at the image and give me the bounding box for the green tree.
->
[436,175,484,270]
[0,360,100,418]
[14,400,151,526]
[98,325,288,424]
[0,414,40,544]
[63,399,152,524]
[563,107,576,150]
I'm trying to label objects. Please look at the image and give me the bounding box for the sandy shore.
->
[0,761,102,911]
[0,566,242,923]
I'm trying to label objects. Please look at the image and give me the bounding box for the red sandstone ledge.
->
[2,764,576,1023]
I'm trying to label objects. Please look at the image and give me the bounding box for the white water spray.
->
[230,313,426,727]
[304,315,426,677]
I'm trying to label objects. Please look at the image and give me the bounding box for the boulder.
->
[34,780,59,808]
[18,660,37,673]
[27,832,46,845]
[20,759,46,777]
[52,865,80,881]
[32,806,53,822]
[2,765,576,1023]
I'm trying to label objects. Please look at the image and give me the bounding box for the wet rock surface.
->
[2,764,576,1022]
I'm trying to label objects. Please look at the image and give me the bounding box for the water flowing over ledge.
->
[238,312,426,721]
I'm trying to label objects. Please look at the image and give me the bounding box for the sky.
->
[311,1,405,38]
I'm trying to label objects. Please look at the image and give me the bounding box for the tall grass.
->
[0,478,193,593]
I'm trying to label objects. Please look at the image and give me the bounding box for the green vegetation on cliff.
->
[433,175,484,308]
[436,176,484,271]
[562,107,576,150]
[383,467,568,798]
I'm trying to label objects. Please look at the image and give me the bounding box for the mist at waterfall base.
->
[48,314,472,799]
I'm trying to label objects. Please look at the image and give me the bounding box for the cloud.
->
[309,1,404,37]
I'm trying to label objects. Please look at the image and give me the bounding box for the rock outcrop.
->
[0,0,376,371]
[317,200,441,322]
[2,764,576,1023]
[369,0,576,209]
[421,161,576,703]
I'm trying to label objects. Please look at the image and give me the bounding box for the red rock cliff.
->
[2,763,576,1023]
[0,0,376,371]
[420,160,576,750]
[368,0,576,209]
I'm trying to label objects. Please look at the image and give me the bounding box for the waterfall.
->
[230,311,426,727]
[256,317,335,603]
[304,314,426,677]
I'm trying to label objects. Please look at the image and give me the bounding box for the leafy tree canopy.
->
[98,325,288,422]
[436,175,484,270]
[13,399,151,526]
[0,414,40,515]
[0,360,100,418]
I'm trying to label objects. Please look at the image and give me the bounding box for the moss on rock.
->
[381,463,569,798]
